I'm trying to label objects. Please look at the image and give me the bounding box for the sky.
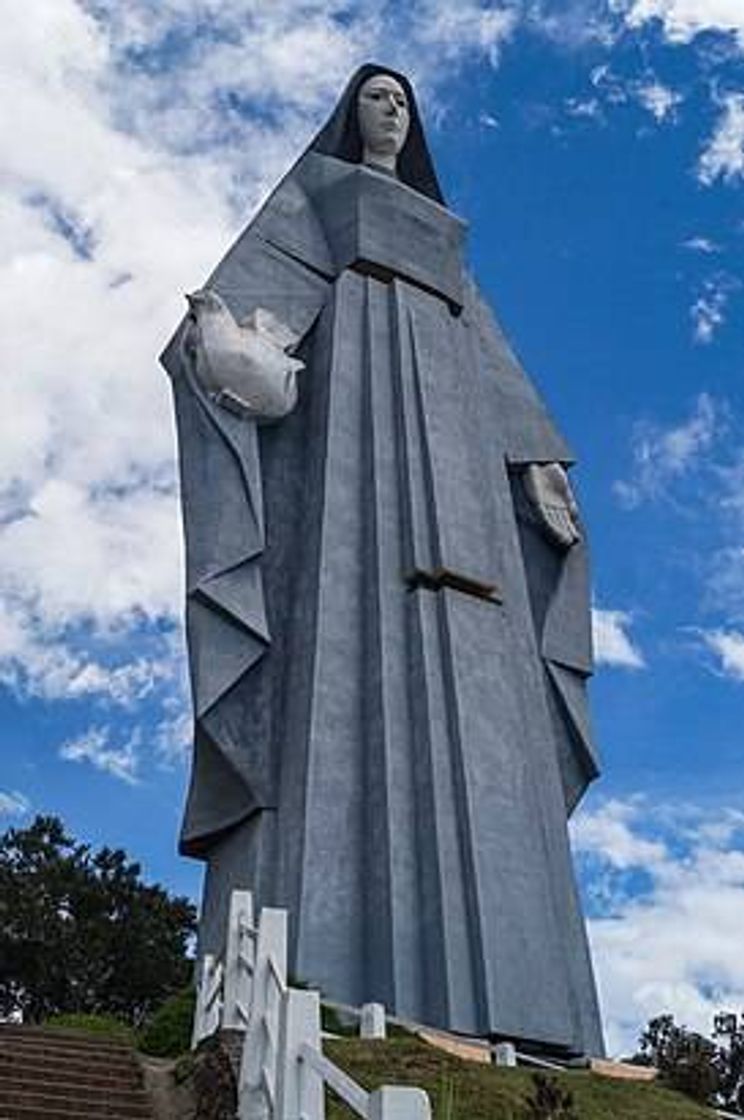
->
[1,0,744,1057]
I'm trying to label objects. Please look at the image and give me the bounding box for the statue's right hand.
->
[186,292,303,422]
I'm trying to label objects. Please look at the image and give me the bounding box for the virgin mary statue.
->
[162,64,605,1056]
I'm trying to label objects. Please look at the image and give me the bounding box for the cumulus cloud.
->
[635,79,681,121]
[592,608,646,668]
[0,791,32,818]
[572,797,665,867]
[410,1,518,64]
[59,726,140,785]
[613,393,720,508]
[572,797,744,1056]
[690,274,738,343]
[700,627,744,680]
[621,0,744,47]
[699,93,744,184]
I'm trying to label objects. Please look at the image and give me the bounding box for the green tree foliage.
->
[638,1014,720,1105]
[714,1014,744,1115]
[0,814,196,1025]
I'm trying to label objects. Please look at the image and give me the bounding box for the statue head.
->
[310,64,444,204]
[357,73,411,173]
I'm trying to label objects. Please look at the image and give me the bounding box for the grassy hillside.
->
[324,1037,717,1120]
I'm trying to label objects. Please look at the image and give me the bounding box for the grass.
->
[42,1012,136,1045]
[323,1037,719,1120]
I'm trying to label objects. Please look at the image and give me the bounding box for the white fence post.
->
[276,988,325,1120]
[239,908,288,1120]
[192,953,220,1046]
[493,1041,517,1068]
[223,890,255,1030]
[360,1003,387,1040]
[368,1087,432,1120]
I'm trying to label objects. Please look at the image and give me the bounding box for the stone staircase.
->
[0,1026,153,1120]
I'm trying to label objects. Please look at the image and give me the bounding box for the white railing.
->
[192,890,257,1047]
[192,889,431,1120]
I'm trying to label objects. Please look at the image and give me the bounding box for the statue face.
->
[357,74,410,158]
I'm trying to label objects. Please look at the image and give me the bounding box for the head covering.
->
[311,64,445,204]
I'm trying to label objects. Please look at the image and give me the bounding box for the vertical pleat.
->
[292,271,368,999]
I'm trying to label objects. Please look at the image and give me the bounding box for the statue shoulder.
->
[248,154,337,278]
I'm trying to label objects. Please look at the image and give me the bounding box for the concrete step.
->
[0,1028,133,1055]
[0,1073,150,1109]
[0,1040,138,1073]
[0,1054,138,1089]
[0,1104,149,1120]
[0,1027,153,1120]
[0,1086,152,1119]
[0,1047,138,1079]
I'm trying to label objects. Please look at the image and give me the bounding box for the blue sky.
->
[2,0,744,1055]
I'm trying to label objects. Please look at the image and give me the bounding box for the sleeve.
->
[464,275,600,812]
[465,276,575,465]
[161,169,333,856]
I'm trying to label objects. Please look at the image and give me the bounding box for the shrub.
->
[138,986,196,1057]
[524,1072,578,1120]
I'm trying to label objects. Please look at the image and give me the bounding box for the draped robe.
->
[163,146,604,1056]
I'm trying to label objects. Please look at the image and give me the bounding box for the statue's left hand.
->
[523,463,581,549]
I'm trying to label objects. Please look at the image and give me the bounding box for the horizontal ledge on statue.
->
[405,566,503,604]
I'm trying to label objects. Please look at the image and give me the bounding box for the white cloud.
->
[573,797,744,1056]
[59,726,140,785]
[706,546,744,620]
[613,393,719,507]
[581,63,683,125]
[690,276,734,343]
[410,1,518,64]
[699,93,744,184]
[622,0,744,47]
[565,96,605,121]
[700,628,744,680]
[635,79,681,121]
[0,791,31,818]
[592,608,646,668]
[572,797,665,867]
[682,235,720,252]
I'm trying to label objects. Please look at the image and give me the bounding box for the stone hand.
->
[523,462,581,549]
[185,289,304,422]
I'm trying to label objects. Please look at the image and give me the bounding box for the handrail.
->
[194,889,431,1119]
[267,952,287,996]
[203,963,224,1010]
[299,1043,369,1116]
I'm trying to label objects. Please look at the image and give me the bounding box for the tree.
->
[714,1013,744,1114]
[637,1014,720,1105]
[0,815,196,1025]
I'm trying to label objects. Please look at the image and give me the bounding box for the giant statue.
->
[162,64,605,1056]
